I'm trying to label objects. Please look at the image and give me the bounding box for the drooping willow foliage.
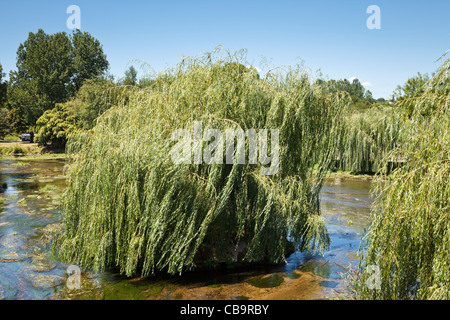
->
[358,58,450,299]
[332,106,401,173]
[53,49,350,276]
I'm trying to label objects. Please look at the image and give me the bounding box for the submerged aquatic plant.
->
[358,58,450,299]
[54,48,349,276]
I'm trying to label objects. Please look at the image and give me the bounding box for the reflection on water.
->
[0,160,372,300]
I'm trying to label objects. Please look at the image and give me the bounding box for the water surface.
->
[0,160,372,300]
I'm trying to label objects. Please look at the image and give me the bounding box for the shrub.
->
[35,104,77,148]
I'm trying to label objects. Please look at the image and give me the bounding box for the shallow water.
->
[0,160,372,300]
[0,159,67,299]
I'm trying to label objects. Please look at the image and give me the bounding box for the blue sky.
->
[0,0,448,99]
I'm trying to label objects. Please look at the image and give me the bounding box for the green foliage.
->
[0,63,7,108]
[0,108,10,139]
[65,79,129,130]
[358,58,450,299]
[35,79,129,147]
[0,65,10,139]
[9,29,73,125]
[35,104,77,148]
[395,71,449,118]
[71,30,110,92]
[394,72,430,100]
[6,106,27,135]
[333,106,401,173]
[318,77,400,174]
[3,134,19,141]
[54,49,349,276]
[8,29,109,126]
[0,145,42,156]
[122,66,138,86]
[319,78,375,111]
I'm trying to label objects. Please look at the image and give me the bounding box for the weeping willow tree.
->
[358,57,450,299]
[53,48,349,276]
[332,106,401,174]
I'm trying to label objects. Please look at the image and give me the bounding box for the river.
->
[0,159,372,300]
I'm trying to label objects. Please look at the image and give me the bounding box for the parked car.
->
[21,133,32,142]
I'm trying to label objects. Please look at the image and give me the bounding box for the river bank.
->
[0,139,65,160]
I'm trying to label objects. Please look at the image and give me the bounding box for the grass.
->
[0,146,43,156]
[326,170,373,180]
[3,135,20,141]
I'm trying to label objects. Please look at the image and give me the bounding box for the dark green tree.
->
[9,30,73,114]
[0,63,7,108]
[71,30,110,92]
[348,79,366,100]
[0,107,9,139]
[0,65,8,137]
[8,29,109,128]
[6,106,27,134]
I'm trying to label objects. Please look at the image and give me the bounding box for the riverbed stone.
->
[29,255,56,272]
[25,271,64,289]
[0,249,28,262]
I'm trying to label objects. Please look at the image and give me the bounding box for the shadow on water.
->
[0,160,372,300]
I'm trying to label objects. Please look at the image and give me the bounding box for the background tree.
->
[6,107,27,134]
[0,108,9,139]
[71,30,110,92]
[122,66,138,86]
[9,29,73,121]
[65,79,130,130]
[34,79,130,147]
[8,29,109,129]
[1,64,13,139]
[401,72,430,98]
[348,79,366,100]
[0,63,7,108]
[393,73,431,103]
[317,78,375,111]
